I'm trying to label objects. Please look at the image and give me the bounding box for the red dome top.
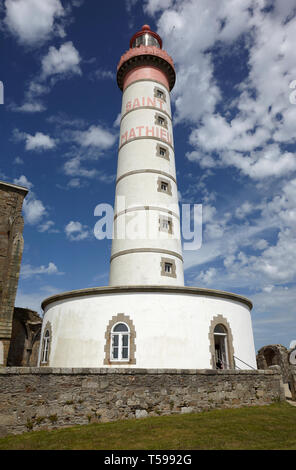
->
[129,24,162,49]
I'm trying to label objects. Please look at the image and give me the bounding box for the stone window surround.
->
[156,143,170,160]
[154,86,167,102]
[208,315,235,369]
[159,215,173,234]
[160,257,177,278]
[157,177,172,196]
[154,112,168,129]
[104,313,136,365]
[40,322,52,367]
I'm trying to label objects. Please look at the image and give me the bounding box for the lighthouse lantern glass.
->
[132,33,160,48]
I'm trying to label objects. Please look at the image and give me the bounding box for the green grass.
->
[0,403,296,450]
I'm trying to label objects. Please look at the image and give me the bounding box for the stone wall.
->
[0,181,28,366]
[0,367,285,437]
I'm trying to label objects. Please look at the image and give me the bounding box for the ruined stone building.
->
[257,344,291,382]
[257,344,296,400]
[0,181,28,365]
[7,307,42,366]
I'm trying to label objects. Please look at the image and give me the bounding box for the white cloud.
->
[73,125,116,149]
[13,174,33,189]
[4,0,65,45]
[26,132,56,151]
[65,220,90,241]
[145,0,296,180]
[38,220,59,233]
[67,178,82,188]
[14,129,56,151]
[10,101,46,113]
[13,156,24,165]
[144,0,173,15]
[10,43,82,114]
[23,197,47,225]
[64,156,98,179]
[14,175,47,225]
[91,69,115,81]
[21,262,63,279]
[41,41,82,79]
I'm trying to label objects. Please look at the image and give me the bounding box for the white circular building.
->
[38,25,257,370]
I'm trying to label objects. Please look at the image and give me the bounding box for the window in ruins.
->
[41,328,51,365]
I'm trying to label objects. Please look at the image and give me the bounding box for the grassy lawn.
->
[0,402,295,450]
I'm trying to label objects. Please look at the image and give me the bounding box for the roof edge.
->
[41,285,253,311]
[0,180,29,196]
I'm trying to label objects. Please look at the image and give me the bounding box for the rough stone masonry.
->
[0,181,28,366]
[0,367,285,437]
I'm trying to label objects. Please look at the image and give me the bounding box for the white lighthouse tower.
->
[110,25,183,287]
[39,26,257,371]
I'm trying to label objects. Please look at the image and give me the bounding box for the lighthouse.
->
[39,26,257,371]
[110,25,184,287]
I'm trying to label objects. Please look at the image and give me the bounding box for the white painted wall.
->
[121,81,171,117]
[109,252,184,286]
[110,77,184,287]
[117,140,177,179]
[39,291,257,370]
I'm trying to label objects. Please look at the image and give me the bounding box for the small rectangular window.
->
[154,86,166,102]
[157,89,164,99]
[160,257,177,278]
[159,215,173,234]
[156,144,169,160]
[157,177,172,195]
[162,219,169,229]
[155,113,168,129]
[165,263,172,273]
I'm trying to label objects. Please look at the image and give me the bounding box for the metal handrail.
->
[233,355,256,370]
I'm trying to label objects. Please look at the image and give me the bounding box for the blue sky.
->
[1,0,296,353]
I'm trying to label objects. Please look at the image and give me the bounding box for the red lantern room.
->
[130,24,162,49]
[117,25,175,92]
